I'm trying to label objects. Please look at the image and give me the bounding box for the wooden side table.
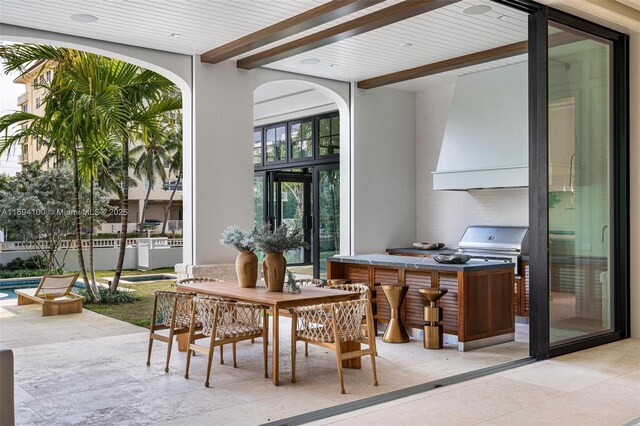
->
[381,285,410,343]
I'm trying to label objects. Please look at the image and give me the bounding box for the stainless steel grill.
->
[455,226,529,276]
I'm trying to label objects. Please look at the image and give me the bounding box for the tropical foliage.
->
[0,164,108,270]
[0,44,182,299]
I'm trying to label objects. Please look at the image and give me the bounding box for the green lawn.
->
[83,268,177,328]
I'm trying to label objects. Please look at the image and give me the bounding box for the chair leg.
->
[220,344,224,365]
[334,343,346,394]
[205,336,216,388]
[164,330,174,373]
[146,334,154,367]
[370,350,379,386]
[304,342,309,357]
[232,342,237,368]
[185,343,193,379]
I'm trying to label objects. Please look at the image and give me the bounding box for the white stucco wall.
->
[187,60,254,265]
[351,86,416,254]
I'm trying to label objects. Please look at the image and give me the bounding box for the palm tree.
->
[131,132,169,234]
[0,45,128,300]
[161,125,182,237]
[109,76,182,293]
[0,44,181,296]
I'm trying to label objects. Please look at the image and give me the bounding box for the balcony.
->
[17,92,27,105]
[17,155,28,164]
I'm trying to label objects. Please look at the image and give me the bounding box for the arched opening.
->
[252,79,350,278]
[0,32,191,271]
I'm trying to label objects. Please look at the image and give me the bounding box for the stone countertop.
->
[328,254,514,273]
[386,247,455,256]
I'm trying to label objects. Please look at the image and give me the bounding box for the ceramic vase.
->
[236,251,258,288]
[263,252,286,292]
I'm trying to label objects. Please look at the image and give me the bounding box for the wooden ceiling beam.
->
[237,0,459,70]
[357,31,584,89]
[201,0,385,64]
[357,41,527,89]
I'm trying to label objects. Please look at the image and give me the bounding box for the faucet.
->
[601,224,609,243]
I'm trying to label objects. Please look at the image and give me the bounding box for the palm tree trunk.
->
[111,140,129,293]
[89,177,97,292]
[161,171,181,236]
[72,142,96,300]
[139,184,152,235]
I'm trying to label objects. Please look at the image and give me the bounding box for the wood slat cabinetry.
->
[327,259,514,344]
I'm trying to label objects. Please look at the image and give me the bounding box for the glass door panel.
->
[317,167,340,278]
[280,181,305,264]
[548,23,613,345]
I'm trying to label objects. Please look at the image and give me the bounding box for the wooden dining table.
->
[176,279,359,385]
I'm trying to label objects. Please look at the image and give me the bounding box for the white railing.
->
[0,238,183,251]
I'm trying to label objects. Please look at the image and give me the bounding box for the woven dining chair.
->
[332,283,378,356]
[177,277,237,365]
[147,290,199,373]
[291,299,378,394]
[295,278,326,288]
[185,296,269,387]
[292,278,326,356]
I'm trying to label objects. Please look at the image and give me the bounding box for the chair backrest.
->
[35,274,79,298]
[154,290,195,327]
[177,277,220,285]
[192,296,261,337]
[295,278,325,288]
[331,299,367,342]
[332,283,370,301]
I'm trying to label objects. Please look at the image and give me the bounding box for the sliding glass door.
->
[547,23,614,345]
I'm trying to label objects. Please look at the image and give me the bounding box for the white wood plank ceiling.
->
[0,0,528,89]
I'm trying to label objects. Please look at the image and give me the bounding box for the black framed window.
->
[264,123,287,163]
[253,128,263,165]
[317,113,340,157]
[254,110,339,170]
[289,119,313,161]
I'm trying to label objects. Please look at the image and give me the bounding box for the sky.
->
[0,67,23,176]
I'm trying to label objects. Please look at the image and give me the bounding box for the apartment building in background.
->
[13,60,183,235]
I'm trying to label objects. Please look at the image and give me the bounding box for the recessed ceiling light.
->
[70,14,98,23]
[497,15,507,20]
[400,42,413,48]
[329,64,338,68]
[170,33,181,37]
[300,58,320,65]
[462,5,492,15]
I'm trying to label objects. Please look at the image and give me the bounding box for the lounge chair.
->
[15,274,83,316]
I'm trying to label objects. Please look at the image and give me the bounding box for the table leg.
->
[272,307,279,386]
[341,341,361,369]
[291,311,297,383]
[177,333,189,352]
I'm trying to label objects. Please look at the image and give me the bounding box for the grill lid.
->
[457,226,529,254]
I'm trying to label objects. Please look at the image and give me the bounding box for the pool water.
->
[120,274,176,283]
[0,278,84,300]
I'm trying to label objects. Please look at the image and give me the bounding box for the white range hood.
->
[432,62,528,191]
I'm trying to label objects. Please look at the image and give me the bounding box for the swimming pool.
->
[0,277,84,300]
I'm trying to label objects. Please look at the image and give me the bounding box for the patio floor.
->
[1,300,529,425]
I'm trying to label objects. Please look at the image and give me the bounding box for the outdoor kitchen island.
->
[327,254,515,351]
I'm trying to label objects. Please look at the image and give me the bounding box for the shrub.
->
[3,256,48,271]
[78,286,140,304]
[0,268,62,279]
